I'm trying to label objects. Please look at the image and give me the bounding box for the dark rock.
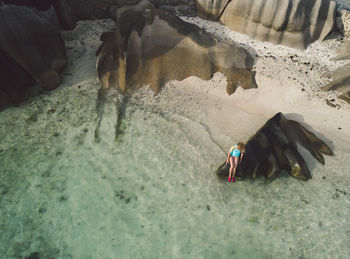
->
[196,0,336,49]
[97,0,257,95]
[176,4,196,16]
[47,108,56,113]
[61,0,112,21]
[59,195,68,201]
[53,0,77,30]
[41,171,51,177]
[158,5,176,13]
[0,0,76,30]
[108,5,118,19]
[149,0,179,6]
[0,49,36,107]
[1,0,54,10]
[38,207,47,214]
[25,252,40,259]
[216,113,333,181]
[195,0,230,20]
[0,4,67,108]
[326,99,337,108]
[189,0,196,7]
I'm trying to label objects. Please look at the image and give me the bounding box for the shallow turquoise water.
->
[1,83,349,258]
[1,19,350,259]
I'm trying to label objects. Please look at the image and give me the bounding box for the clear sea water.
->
[1,81,349,258]
[1,20,349,258]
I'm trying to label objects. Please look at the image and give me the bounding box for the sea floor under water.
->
[0,79,349,258]
[1,18,350,258]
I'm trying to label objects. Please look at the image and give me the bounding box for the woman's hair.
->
[237,141,245,152]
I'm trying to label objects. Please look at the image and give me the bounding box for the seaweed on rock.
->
[216,113,333,181]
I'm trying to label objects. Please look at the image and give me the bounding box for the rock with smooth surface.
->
[97,0,257,95]
[196,0,336,49]
[332,40,350,61]
[0,4,67,107]
[323,40,350,103]
[196,0,230,20]
[322,63,350,104]
[0,0,77,30]
[216,113,333,181]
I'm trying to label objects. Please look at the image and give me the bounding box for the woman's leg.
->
[228,156,234,180]
[232,156,239,178]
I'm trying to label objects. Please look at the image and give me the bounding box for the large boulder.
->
[0,4,67,108]
[1,0,54,10]
[0,50,35,107]
[322,40,350,104]
[196,0,336,49]
[1,0,77,30]
[53,0,77,30]
[216,113,333,181]
[332,39,350,61]
[322,64,350,104]
[196,0,230,20]
[97,0,257,94]
[336,9,350,38]
[1,0,195,30]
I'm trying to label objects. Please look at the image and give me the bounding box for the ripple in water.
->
[0,89,349,258]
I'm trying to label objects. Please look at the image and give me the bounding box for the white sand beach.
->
[0,12,350,258]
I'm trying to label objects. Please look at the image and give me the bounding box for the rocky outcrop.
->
[0,4,67,108]
[336,9,350,37]
[322,63,350,103]
[322,40,350,104]
[0,0,54,10]
[196,0,336,49]
[53,0,77,30]
[216,113,333,181]
[1,0,197,30]
[332,39,350,60]
[195,0,229,20]
[1,0,77,30]
[97,0,257,95]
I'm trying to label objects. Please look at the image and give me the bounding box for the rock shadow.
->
[216,112,333,181]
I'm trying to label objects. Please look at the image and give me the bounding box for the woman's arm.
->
[226,152,230,164]
[239,152,244,163]
[226,146,233,164]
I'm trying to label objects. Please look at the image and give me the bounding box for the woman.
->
[226,142,245,182]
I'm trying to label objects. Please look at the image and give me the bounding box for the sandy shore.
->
[47,10,350,158]
[175,16,350,152]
